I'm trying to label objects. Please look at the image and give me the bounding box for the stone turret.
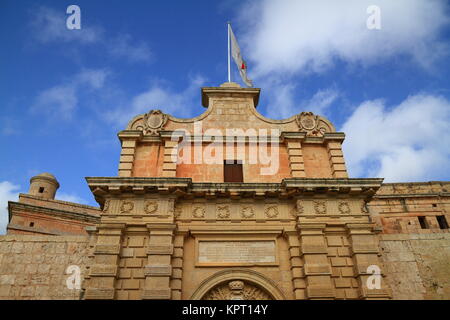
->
[28,172,60,200]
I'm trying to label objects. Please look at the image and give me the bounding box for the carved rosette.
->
[120,200,134,214]
[361,201,368,213]
[202,280,271,300]
[240,206,255,219]
[103,199,110,212]
[265,205,279,218]
[295,112,333,137]
[217,205,230,219]
[296,201,304,214]
[313,201,327,215]
[174,206,182,218]
[289,207,297,218]
[140,109,168,135]
[338,201,351,214]
[144,201,158,215]
[192,206,205,218]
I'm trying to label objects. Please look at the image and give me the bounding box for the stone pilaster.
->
[171,232,187,300]
[142,223,176,299]
[346,224,391,299]
[286,141,306,178]
[326,141,348,178]
[162,140,178,178]
[84,223,125,299]
[118,138,137,177]
[285,229,305,299]
[298,223,335,299]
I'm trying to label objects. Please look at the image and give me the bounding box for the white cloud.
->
[31,6,102,44]
[0,181,20,235]
[262,81,339,119]
[31,6,152,63]
[261,81,296,119]
[0,117,20,136]
[75,69,109,89]
[32,68,110,120]
[302,87,339,116]
[237,0,449,77]
[342,94,450,182]
[33,85,77,120]
[108,34,152,63]
[107,75,207,126]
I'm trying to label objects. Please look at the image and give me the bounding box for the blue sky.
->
[1,0,450,233]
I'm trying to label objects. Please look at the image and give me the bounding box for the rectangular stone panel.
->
[198,240,276,265]
[84,288,115,300]
[144,264,172,277]
[142,289,171,300]
[94,244,120,255]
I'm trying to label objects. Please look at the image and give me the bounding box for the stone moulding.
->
[86,177,384,207]
[144,264,172,277]
[94,244,121,255]
[84,288,115,300]
[8,201,100,224]
[147,244,174,255]
[89,265,118,277]
[141,289,171,300]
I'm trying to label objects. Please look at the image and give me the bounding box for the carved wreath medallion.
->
[144,201,158,215]
[192,206,205,218]
[240,206,255,218]
[338,201,351,214]
[120,200,134,214]
[217,205,230,219]
[313,201,327,215]
[265,205,279,218]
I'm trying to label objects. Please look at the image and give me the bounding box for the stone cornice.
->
[86,177,383,204]
[6,223,86,236]
[19,193,101,211]
[373,192,450,199]
[8,201,100,224]
[117,130,346,145]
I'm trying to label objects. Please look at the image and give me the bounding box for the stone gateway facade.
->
[1,83,449,300]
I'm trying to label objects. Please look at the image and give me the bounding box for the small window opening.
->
[418,216,428,229]
[29,222,34,227]
[224,160,243,183]
[432,204,437,208]
[436,215,449,229]
[38,187,45,193]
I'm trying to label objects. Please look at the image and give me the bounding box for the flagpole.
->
[227,21,231,82]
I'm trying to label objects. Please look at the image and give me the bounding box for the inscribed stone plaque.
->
[198,241,276,264]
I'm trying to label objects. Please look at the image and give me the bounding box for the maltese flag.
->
[229,25,253,87]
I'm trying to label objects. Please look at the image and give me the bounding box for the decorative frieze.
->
[144,201,158,215]
[120,200,134,214]
[240,206,255,218]
[216,205,230,219]
[265,205,279,218]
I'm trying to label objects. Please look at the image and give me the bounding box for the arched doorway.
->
[190,269,286,300]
